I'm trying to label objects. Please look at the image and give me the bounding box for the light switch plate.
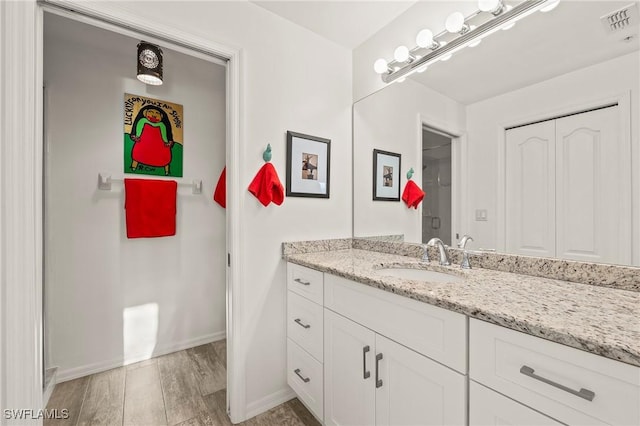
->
[475,209,488,221]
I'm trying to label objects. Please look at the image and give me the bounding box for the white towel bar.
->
[97,172,202,195]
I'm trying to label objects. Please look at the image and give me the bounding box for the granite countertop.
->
[285,248,640,367]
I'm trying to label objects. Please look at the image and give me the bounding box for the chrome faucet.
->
[427,238,450,266]
[457,235,474,269]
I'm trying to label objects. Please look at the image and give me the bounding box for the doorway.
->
[42,8,232,414]
[421,127,453,245]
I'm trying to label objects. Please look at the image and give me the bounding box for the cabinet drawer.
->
[470,381,562,425]
[287,338,323,422]
[287,263,323,304]
[324,274,467,373]
[287,291,323,362]
[470,319,640,426]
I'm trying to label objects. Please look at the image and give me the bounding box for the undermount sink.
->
[375,267,464,283]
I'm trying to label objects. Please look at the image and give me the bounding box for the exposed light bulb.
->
[394,45,410,62]
[478,0,502,13]
[373,58,389,74]
[540,0,560,12]
[445,12,466,33]
[416,29,435,48]
[417,65,428,73]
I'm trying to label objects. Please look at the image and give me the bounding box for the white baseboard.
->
[245,387,296,420]
[43,367,58,407]
[55,331,226,383]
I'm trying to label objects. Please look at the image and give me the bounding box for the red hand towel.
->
[124,178,177,238]
[213,167,226,208]
[402,180,425,209]
[248,162,285,206]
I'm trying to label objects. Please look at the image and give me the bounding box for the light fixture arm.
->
[381,0,549,84]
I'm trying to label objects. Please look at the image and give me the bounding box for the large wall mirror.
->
[353,0,640,266]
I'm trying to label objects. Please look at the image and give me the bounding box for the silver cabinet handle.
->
[520,365,595,402]
[294,318,310,329]
[294,368,310,383]
[294,278,310,286]
[363,346,371,379]
[375,353,383,388]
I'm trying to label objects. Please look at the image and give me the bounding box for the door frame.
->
[496,91,632,263]
[417,114,467,246]
[1,0,246,422]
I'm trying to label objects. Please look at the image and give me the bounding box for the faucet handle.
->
[421,244,430,262]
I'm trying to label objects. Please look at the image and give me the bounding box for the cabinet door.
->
[324,309,375,426]
[555,106,630,264]
[469,381,562,426]
[506,120,556,257]
[375,334,466,426]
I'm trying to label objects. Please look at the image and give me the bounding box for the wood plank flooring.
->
[45,340,320,426]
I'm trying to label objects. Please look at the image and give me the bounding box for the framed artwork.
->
[286,131,331,198]
[124,93,184,177]
[373,149,401,201]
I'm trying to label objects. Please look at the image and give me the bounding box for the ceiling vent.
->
[601,3,639,38]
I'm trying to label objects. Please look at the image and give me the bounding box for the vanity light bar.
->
[380,0,551,84]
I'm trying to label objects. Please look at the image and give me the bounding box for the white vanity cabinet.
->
[470,318,640,425]
[322,273,467,426]
[287,263,325,421]
[286,263,467,426]
[469,381,562,425]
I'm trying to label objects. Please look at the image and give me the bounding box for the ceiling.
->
[250,0,418,48]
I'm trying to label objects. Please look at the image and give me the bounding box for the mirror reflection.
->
[353,0,639,266]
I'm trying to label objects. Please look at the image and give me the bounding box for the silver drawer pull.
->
[294,368,310,383]
[294,318,311,329]
[294,278,311,286]
[520,365,595,402]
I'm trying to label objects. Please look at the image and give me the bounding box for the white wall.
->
[44,15,227,380]
[465,51,639,263]
[353,79,465,241]
[50,0,353,418]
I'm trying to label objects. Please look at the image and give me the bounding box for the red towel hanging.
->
[402,180,425,209]
[124,178,177,238]
[213,167,226,208]
[248,162,285,206]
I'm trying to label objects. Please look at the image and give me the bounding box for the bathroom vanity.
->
[284,245,640,426]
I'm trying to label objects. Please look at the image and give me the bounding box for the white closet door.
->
[506,121,556,257]
[555,106,630,264]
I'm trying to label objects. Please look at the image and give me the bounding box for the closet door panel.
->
[555,106,630,264]
[506,121,556,257]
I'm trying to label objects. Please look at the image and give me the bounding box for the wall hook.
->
[406,167,414,180]
[263,144,272,162]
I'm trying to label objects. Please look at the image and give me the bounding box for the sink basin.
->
[375,268,464,283]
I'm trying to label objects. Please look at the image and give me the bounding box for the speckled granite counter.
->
[284,248,640,367]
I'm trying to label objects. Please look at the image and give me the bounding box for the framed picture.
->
[373,149,401,201]
[286,131,331,198]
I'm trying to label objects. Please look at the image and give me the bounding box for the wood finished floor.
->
[45,340,320,426]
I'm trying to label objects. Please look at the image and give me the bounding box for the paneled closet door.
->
[555,106,630,264]
[324,309,376,426]
[506,121,556,257]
